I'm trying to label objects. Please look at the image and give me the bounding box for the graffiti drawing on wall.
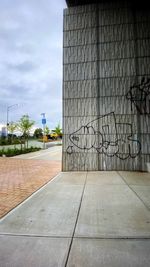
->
[67,112,141,163]
[126,77,150,114]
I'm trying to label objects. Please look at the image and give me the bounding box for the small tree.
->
[52,123,62,139]
[17,115,35,148]
[7,121,17,144]
[33,128,43,139]
[44,126,50,136]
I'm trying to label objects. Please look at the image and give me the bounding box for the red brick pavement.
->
[0,158,61,218]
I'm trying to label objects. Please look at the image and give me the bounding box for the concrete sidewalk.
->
[0,171,150,266]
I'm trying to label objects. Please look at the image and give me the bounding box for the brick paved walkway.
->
[0,158,61,219]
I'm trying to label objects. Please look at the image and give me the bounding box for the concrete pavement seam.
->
[64,172,88,267]
[73,236,150,240]
[0,233,150,240]
[1,233,150,240]
[0,233,71,238]
[72,235,150,239]
[117,171,150,212]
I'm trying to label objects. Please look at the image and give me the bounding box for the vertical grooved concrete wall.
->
[63,1,150,171]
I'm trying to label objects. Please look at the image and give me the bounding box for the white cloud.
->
[0,0,67,128]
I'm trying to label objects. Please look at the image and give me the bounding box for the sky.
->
[0,0,67,131]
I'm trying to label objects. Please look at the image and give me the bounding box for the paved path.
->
[0,157,61,218]
[0,171,150,266]
[14,145,62,160]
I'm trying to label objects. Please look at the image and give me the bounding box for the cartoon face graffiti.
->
[69,125,96,150]
[67,112,141,160]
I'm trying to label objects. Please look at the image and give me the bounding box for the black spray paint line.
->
[67,112,141,160]
[126,77,150,115]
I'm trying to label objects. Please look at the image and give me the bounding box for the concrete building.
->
[62,0,150,171]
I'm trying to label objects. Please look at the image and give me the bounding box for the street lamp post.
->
[6,104,19,135]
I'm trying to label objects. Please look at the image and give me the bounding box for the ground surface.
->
[0,171,150,266]
[0,139,62,150]
[0,146,61,218]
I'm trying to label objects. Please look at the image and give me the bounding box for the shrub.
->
[0,147,41,157]
[0,136,25,146]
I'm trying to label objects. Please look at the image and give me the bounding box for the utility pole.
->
[6,104,19,136]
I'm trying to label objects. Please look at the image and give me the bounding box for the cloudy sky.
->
[0,0,67,130]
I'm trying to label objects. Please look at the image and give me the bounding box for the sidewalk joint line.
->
[0,233,150,240]
[73,236,150,240]
[1,232,150,240]
[117,171,150,211]
[0,233,70,239]
[64,172,88,267]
